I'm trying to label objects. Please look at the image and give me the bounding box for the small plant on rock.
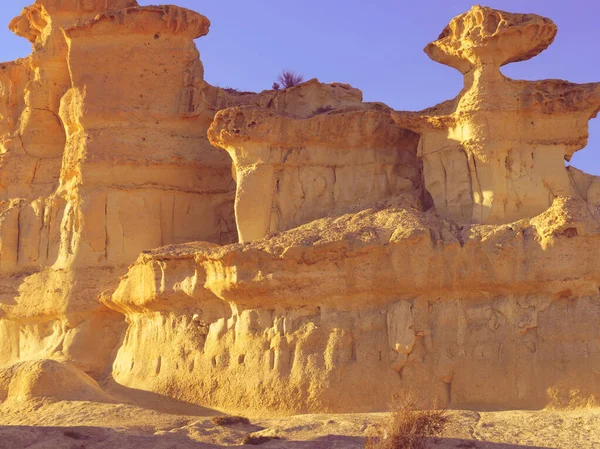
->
[313,105,334,115]
[365,391,450,449]
[63,430,86,440]
[242,434,282,445]
[211,415,250,426]
[276,70,304,89]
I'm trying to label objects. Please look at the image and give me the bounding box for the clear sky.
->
[1,0,598,175]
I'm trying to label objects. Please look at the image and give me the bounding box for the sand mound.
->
[0,360,115,404]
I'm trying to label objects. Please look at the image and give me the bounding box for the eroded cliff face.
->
[0,2,599,417]
[106,196,600,414]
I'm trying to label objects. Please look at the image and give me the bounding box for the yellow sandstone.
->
[0,1,598,432]
[393,6,600,224]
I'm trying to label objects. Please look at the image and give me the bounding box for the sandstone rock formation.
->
[106,196,600,414]
[0,1,599,420]
[0,1,336,376]
[208,98,424,242]
[393,6,600,225]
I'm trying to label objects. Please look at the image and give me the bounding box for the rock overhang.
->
[63,5,210,40]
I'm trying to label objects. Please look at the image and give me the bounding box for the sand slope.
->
[0,395,598,449]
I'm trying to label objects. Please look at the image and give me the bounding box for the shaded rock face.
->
[0,2,599,417]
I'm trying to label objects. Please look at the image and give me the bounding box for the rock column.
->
[393,6,600,224]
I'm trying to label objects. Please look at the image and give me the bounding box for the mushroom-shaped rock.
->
[9,0,140,43]
[394,6,600,225]
[64,5,210,40]
[426,5,557,74]
[37,0,138,14]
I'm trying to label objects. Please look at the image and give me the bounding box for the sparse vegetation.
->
[63,430,86,440]
[221,87,255,95]
[276,70,305,89]
[546,387,598,410]
[365,391,450,449]
[211,415,251,426]
[313,105,334,115]
[456,442,480,449]
[241,435,282,445]
[272,82,281,90]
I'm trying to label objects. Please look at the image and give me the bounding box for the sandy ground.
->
[1,393,600,449]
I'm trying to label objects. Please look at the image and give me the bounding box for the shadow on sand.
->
[103,379,221,417]
[0,425,558,449]
[427,437,556,449]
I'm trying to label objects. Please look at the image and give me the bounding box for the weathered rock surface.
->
[0,1,348,377]
[0,1,599,422]
[393,6,600,225]
[106,196,600,414]
[208,99,424,242]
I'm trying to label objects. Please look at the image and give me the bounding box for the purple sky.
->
[1,0,598,175]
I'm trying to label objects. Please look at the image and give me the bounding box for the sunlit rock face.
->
[208,93,424,243]
[393,6,600,225]
[108,196,600,415]
[0,2,599,418]
[0,1,252,376]
[0,0,150,377]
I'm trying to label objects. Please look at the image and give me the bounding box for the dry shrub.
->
[222,87,254,95]
[313,105,334,115]
[241,435,281,445]
[276,70,304,89]
[365,391,450,449]
[545,387,598,411]
[63,430,86,440]
[211,415,250,426]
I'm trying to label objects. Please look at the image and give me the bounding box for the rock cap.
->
[425,5,557,73]
[63,5,210,40]
[9,0,139,42]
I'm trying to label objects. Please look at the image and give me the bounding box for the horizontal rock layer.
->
[107,197,600,414]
